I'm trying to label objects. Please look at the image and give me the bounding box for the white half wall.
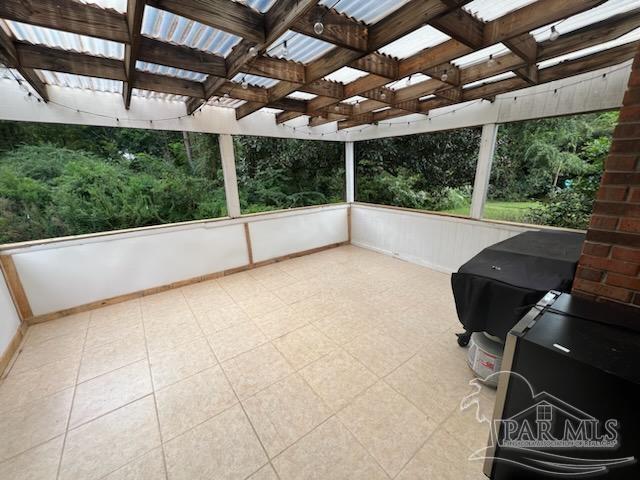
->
[249,205,348,263]
[351,204,535,273]
[0,273,21,359]
[4,204,348,316]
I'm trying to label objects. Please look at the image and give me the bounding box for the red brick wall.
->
[573,45,640,306]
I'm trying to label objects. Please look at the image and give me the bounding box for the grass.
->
[441,200,541,223]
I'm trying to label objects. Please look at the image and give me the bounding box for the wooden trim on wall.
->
[0,255,33,321]
[0,326,24,377]
[243,223,254,266]
[26,240,349,325]
[348,205,352,243]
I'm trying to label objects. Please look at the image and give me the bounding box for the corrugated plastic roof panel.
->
[320,0,412,25]
[266,31,335,64]
[288,91,317,100]
[463,0,536,22]
[378,25,450,59]
[136,62,208,82]
[324,67,368,83]
[77,0,126,13]
[463,71,516,89]
[231,73,279,88]
[388,73,430,90]
[452,44,510,68]
[142,6,241,57]
[37,70,122,93]
[6,21,124,59]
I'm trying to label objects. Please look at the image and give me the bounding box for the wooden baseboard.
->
[0,326,24,377]
[26,241,349,326]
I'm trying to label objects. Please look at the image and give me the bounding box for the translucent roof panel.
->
[323,67,368,83]
[77,0,126,13]
[388,73,430,90]
[135,62,208,82]
[132,89,188,103]
[452,44,509,68]
[37,70,122,93]
[378,25,450,59]
[288,91,317,100]
[231,73,279,88]
[142,6,241,57]
[266,31,335,64]
[537,30,640,69]
[245,0,278,13]
[463,71,516,89]
[6,21,124,59]
[320,0,412,25]
[531,0,640,42]
[343,95,367,104]
[463,0,536,22]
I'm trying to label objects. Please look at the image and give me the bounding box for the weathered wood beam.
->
[276,111,305,124]
[291,5,368,52]
[431,9,484,48]
[264,0,320,48]
[300,80,344,99]
[138,37,227,78]
[0,32,48,101]
[242,56,305,84]
[399,40,472,78]
[309,113,348,127]
[0,0,129,43]
[349,53,398,79]
[146,0,265,44]
[214,81,269,103]
[134,71,205,97]
[122,0,146,108]
[270,97,308,113]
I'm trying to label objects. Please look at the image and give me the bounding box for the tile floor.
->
[0,245,496,480]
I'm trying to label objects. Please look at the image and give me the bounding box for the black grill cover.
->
[451,230,585,341]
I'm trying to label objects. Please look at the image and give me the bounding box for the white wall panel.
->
[0,273,21,358]
[12,223,248,316]
[249,206,348,263]
[351,204,534,273]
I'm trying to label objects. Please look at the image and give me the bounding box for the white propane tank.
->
[466,332,504,387]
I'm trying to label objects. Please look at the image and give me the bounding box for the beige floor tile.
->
[0,435,64,480]
[84,319,144,350]
[78,331,147,383]
[299,350,377,412]
[143,317,203,357]
[182,280,235,313]
[148,337,216,390]
[253,306,308,340]
[272,324,336,369]
[273,417,387,480]
[0,356,78,414]
[442,386,495,452]
[59,396,160,480]
[163,404,267,480]
[11,331,85,376]
[247,464,278,480]
[385,363,458,423]
[155,366,237,441]
[272,279,318,305]
[248,264,297,291]
[287,293,341,323]
[344,330,413,377]
[70,359,152,428]
[314,310,370,346]
[102,447,166,480]
[197,304,250,335]
[337,381,436,477]
[0,388,73,462]
[89,299,141,323]
[218,273,264,302]
[207,321,268,361]
[236,292,287,318]
[222,343,293,399]
[243,373,331,458]
[396,428,479,480]
[23,313,89,348]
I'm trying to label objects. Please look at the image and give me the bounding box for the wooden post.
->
[219,134,241,218]
[470,123,499,219]
[345,141,355,203]
[243,223,254,267]
[0,255,33,321]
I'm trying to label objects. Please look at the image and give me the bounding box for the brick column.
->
[573,45,640,306]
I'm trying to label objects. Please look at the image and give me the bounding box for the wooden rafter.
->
[122,0,145,108]
[0,25,48,101]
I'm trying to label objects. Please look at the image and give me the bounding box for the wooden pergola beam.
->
[122,0,145,108]
[138,37,227,78]
[0,29,48,101]
[291,6,368,52]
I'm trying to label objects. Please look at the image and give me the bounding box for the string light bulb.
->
[549,25,559,41]
[282,41,288,58]
[380,90,387,100]
[487,54,496,67]
[223,92,230,98]
[241,80,249,90]
[407,75,413,86]
[440,69,448,82]
[354,101,360,110]
[248,46,258,57]
[334,104,340,112]
[313,20,324,35]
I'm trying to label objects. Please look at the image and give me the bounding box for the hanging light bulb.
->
[549,25,559,41]
[281,41,288,58]
[440,69,448,82]
[313,20,324,35]
[354,101,360,110]
[241,80,249,90]
[407,75,413,86]
[223,92,230,98]
[380,90,387,100]
[334,104,340,112]
[248,46,258,57]
[487,54,496,67]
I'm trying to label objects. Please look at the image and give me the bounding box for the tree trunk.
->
[182,131,194,174]
[553,162,562,188]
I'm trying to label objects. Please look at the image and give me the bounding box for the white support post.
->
[219,134,241,218]
[345,141,355,203]
[470,123,499,219]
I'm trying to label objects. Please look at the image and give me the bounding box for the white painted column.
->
[470,123,499,219]
[345,141,355,203]
[219,134,241,218]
